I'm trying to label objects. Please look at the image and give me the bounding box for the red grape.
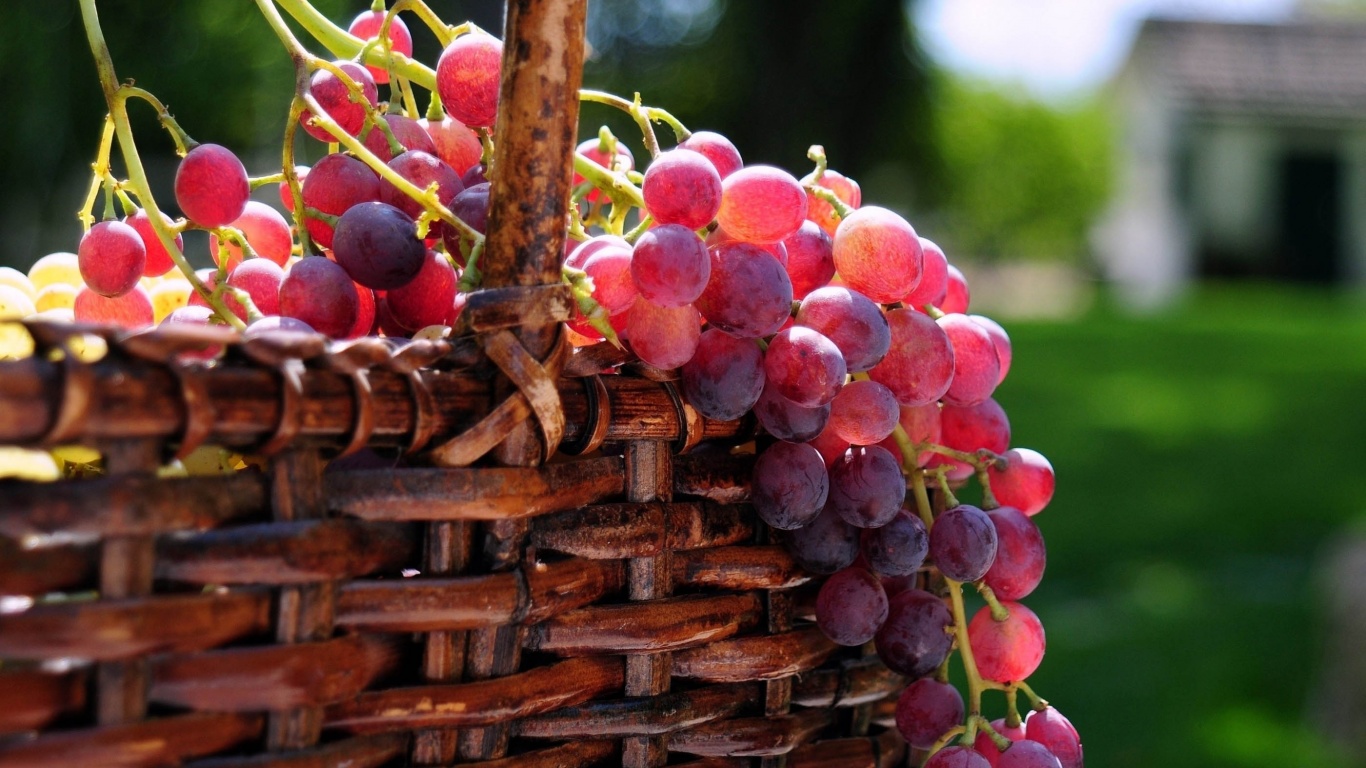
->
[942,264,970,313]
[642,148,722,229]
[681,329,765,421]
[421,116,483,181]
[807,420,851,469]
[832,206,922,303]
[379,149,463,233]
[782,221,835,300]
[927,747,991,768]
[816,566,888,646]
[347,10,414,85]
[301,61,378,142]
[387,250,456,331]
[987,448,1055,517]
[332,201,425,290]
[175,143,249,228]
[874,588,954,678]
[803,168,861,237]
[78,220,145,297]
[436,33,503,128]
[363,113,437,162]
[225,258,284,319]
[624,297,700,370]
[631,224,711,307]
[579,243,637,316]
[933,397,1010,480]
[716,165,807,244]
[998,741,1062,768]
[868,308,954,407]
[930,504,998,583]
[695,242,792,338]
[125,209,181,277]
[938,313,1001,407]
[74,285,153,328]
[752,440,829,530]
[763,326,846,408]
[828,379,899,445]
[279,256,360,338]
[209,200,294,268]
[896,678,964,749]
[969,601,1046,683]
[280,165,308,213]
[974,719,1026,767]
[301,152,381,249]
[795,286,891,373]
[347,284,376,339]
[1024,707,1082,768]
[971,314,1012,386]
[753,381,830,443]
[677,130,742,179]
[905,237,948,310]
[983,507,1046,601]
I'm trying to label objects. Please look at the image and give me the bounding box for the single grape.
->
[631,224,711,307]
[565,234,630,270]
[347,10,414,84]
[175,144,250,228]
[1024,707,1082,768]
[827,444,905,528]
[828,379,899,446]
[78,220,145,297]
[832,206,922,303]
[421,116,483,182]
[987,448,1055,516]
[301,61,378,142]
[930,504,998,583]
[225,258,284,319]
[301,152,381,249]
[896,678,965,749]
[973,719,1026,767]
[279,256,360,338]
[932,397,1010,480]
[125,209,182,277]
[209,200,294,269]
[782,221,835,300]
[753,381,830,443]
[443,182,491,260]
[716,165,807,244]
[862,509,929,576]
[36,283,78,314]
[751,439,828,530]
[332,201,426,290]
[815,566,888,646]
[379,149,464,235]
[905,237,948,310]
[387,250,457,331]
[997,740,1063,768]
[246,315,316,338]
[780,503,859,574]
[926,747,991,768]
[942,265,970,313]
[160,305,222,361]
[938,313,1001,407]
[681,329,765,421]
[362,113,438,163]
[795,286,891,373]
[642,148,723,229]
[624,297,700,370]
[868,308,954,407]
[874,588,954,678]
[763,326,846,408]
[971,314,1012,386]
[677,130,742,179]
[802,168,861,237]
[436,32,503,128]
[983,507,1046,601]
[969,601,1046,683]
[74,285,153,329]
[695,242,792,338]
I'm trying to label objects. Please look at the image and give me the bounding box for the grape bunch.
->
[2,2,1082,764]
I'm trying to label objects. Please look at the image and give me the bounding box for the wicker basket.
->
[0,1,910,766]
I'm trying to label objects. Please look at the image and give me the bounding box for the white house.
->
[1095,18,1366,306]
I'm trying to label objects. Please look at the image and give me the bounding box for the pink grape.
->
[930,504,998,583]
[828,379,899,445]
[436,33,503,128]
[868,308,954,407]
[74,285,153,329]
[716,165,807,244]
[279,256,360,338]
[280,165,308,214]
[832,206,922,304]
[565,234,630,270]
[983,507,1046,601]
[971,314,1012,386]
[125,209,182,277]
[363,113,437,162]
[301,152,381,249]
[874,588,954,678]
[938,313,1001,407]
[624,298,700,370]
[695,242,792,338]
[78,220,145,297]
[753,382,830,443]
[862,509,929,577]
[933,397,1010,480]
[209,200,294,268]
[896,678,964,749]
[631,224,711,307]
[986,448,1055,517]
[160,306,222,361]
[246,315,315,337]
[926,747,991,768]
[942,265,970,313]
[347,284,377,339]
[301,61,378,142]
[387,250,457,331]
[677,130,742,179]
[974,719,1026,767]
[781,504,859,574]
[969,601,1046,683]
[175,143,250,228]
[682,329,765,422]
[795,286,891,373]
[642,148,722,229]
[225,258,284,319]
[332,201,425,290]
[802,168,861,237]
[782,221,835,300]
[815,566,888,646]
[421,116,483,181]
[905,237,948,310]
[827,444,905,528]
[1024,708,1083,768]
[997,741,1063,768]
[580,245,637,316]
[763,326,845,408]
[347,10,414,85]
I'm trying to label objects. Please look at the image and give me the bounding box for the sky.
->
[916,0,1303,100]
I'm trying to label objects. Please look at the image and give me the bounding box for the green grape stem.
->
[950,579,990,742]
[972,715,1015,752]
[803,182,853,220]
[1016,680,1050,711]
[807,144,828,182]
[974,581,1011,622]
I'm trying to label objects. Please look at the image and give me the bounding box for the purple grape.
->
[695,241,793,339]
[752,440,829,530]
[896,678,965,749]
[781,504,859,575]
[929,504,999,583]
[795,286,891,373]
[827,444,905,528]
[862,509,929,576]
[682,329,765,421]
[874,588,954,678]
[332,201,425,290]
[998,740,1063,768]
[816,566,888,646]
[754,381,830,443]
[926,747,991,768]
[1024,707,1082,768]
[631,223,711,307]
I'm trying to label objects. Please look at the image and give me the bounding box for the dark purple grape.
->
[926,747,991,768]
[795,286,891,373]
[754,381,830,443]
[781,504,859,575]
[332,201,425,290]
[681,329,765,421]
[874,588,954,678]
[816,566,888,646]
[929,504,999,583]
[695,241,792,339]
[827,444,905,528]
[983,507,1046,601]
[862,510,929,576]
[752,440,829,530]
[998,740,1063,768]
[896,678,965,749]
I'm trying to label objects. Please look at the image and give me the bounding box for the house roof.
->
[1130,18,1366,120]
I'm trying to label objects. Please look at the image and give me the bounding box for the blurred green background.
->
[4,2,1365,767]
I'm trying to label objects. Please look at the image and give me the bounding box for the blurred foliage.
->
[928,75,1114,264]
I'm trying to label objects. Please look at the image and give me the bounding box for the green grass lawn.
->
[983,284,1366,768]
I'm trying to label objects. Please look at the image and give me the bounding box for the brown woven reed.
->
[0,2,910,766]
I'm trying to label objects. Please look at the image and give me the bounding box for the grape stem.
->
[580,89,691,147]
[803,183,853,220]
[1005,686,1022,729]
[974,581,1010,622]
[562,266,622,348]
[77,115,117,232]
[926,725,967,759]
[948,580,990,744]
[77,0,246,330]
[972,715,1015,752]
[807,144,828,182]
[1015,680,1050,711]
